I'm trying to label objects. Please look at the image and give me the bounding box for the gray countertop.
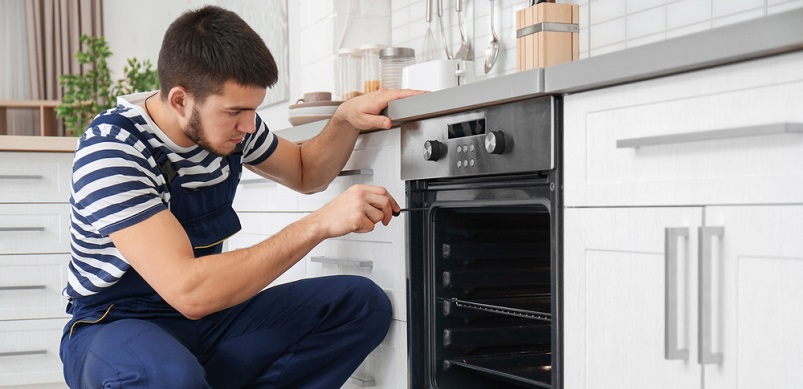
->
[279,8,803,142]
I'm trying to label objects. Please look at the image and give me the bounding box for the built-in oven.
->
[401,96,561,388]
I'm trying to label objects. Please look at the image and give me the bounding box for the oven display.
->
[447,118,486,139]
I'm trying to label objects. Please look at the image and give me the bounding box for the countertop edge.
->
[545,8,803,94]
[0,135,78,152]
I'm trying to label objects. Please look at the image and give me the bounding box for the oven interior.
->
[408,176,559,389]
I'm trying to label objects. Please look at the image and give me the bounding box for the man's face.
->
[183,82,267,157]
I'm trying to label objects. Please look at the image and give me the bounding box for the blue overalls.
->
[60,113,392,388]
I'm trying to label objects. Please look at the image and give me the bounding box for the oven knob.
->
[423,140,442,161]
[485,130,506,154]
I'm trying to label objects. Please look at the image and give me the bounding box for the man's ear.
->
[167,86,192,121]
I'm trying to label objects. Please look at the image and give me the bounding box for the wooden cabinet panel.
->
[0,319,69,387]
[0,254,69,321]
[0,204,71,255]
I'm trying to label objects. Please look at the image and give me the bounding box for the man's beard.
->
[184,106,231,157]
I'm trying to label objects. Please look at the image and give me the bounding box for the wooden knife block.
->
[516,3,579,71]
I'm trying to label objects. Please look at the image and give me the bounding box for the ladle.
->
[484,0,499,73]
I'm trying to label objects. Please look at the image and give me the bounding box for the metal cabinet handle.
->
[0,175,44,180]
[348,375,376,387]
[0,285,47,291]
[698,226,724,365]
[310,256,373,268]
[665,227,689,361]
[0,350,47,358]
[617,122,803,149]
[239,179,277,188]
[337,169,373,177]
[0,227,46,232]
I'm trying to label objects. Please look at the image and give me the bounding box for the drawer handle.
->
[348,375,376,387]
[337,169,373,177]
[0,174,45,180]
[616,122,803,149]
[0,349,48,358]
[310,256,373,268]
[0,285,47,291]
[0,227,46,232]
[239,178,277,186]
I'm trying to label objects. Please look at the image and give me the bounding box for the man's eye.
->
[229,110,241,116]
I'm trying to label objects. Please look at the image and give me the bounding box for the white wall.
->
[103,0,803,131]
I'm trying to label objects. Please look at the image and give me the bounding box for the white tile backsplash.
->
[288,0,796,102]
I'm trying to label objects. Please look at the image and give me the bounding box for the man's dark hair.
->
[157,5,279,103]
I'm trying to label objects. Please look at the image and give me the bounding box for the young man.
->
[59,5,422,388]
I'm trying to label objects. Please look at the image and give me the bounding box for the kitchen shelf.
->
[0,100,61,137]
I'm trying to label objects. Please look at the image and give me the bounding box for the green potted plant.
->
[56,34,159,136]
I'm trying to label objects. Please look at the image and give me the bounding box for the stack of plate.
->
[288,101,342,126]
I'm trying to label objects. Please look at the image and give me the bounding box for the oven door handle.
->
[664,227,689,361]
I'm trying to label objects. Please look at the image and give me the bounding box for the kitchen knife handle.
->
[664,227,689,360]
[698,226,724,365]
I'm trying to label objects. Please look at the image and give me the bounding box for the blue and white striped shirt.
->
[64,92,278,298]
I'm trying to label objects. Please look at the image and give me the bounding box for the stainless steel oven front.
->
[402,96,562,388]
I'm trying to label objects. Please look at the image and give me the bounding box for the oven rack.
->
[444,350,553,388]
[446,297,552,322]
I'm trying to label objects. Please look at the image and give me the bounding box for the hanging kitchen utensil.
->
[454,0,471,60]
[484,0,500,73]
[421,0,437,62]
[437,0,452,60]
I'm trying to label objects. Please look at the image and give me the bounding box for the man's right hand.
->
[307,184,401,238]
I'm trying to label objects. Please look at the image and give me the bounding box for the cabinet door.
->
[705,205,803,389]
[226,213,306,287]
[564,207,702,389]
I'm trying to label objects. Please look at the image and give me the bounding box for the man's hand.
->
[306,184,401,238]
[330,88,427,131]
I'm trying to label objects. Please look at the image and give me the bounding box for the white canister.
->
[401,60,475,91]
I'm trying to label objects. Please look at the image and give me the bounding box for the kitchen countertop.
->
[0,135,77,152]
[277,7,803,142]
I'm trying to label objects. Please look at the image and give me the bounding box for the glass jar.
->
[337,48,363,100]
[379,47,415,90]
[360,44,386,94]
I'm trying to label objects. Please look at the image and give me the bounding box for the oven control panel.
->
[401,96,555,180]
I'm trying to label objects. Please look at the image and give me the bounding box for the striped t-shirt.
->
[64,92,278,298]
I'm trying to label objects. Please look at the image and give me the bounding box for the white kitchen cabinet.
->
[0,152,71,389]
[562,50,803,389]
[563,51,803,207]
[564,206,803,389]
[564,207,703,389]
[231,128,408,389]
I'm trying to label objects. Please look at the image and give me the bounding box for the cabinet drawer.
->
[0,204,71,255]
[233,168,299,212]
[0,318,69,387]
[344,320,407,389]
[306,239,406,321]
[0,152,73,204]
[0,254,69,321]
[564,51,803,207]
[227,212,306,287]
[298,130,405,212]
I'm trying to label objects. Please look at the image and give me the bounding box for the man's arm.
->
[110,183,399,320]
[248,88,424,194]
